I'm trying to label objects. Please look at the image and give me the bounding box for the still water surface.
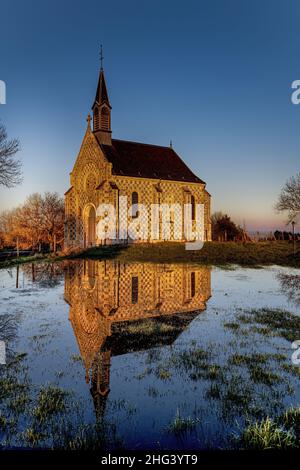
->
[0,260,299,449]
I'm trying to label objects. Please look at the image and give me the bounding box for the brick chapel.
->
[64,62,211,248]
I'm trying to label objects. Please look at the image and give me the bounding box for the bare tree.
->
[276,173,300,223]
[0,122,21,187]
[41,192,64,249]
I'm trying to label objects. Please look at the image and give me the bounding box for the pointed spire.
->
[169,139,173,149]
[92,69,111,109]
[92,47,112,145]
[92,46,111,110]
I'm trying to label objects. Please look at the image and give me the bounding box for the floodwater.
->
[0,260,299,450]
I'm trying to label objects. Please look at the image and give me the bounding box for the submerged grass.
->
[249,365,283,386]
[155,367,172,380]
[224,384,252,408]
[281,363,300,377]
[229,353,269,366]
[33,385,68,424]
[168,347,220,381]
[170,348,212,369]
[239,417,296,450]
[0,377,27,400]
[168,410,199,436]
[279,406,300,432]
[237,308,300,342]
[239,406,300,449]
[224,322,240,330]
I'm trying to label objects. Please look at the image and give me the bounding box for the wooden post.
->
[16,265,19,289]
[53,234,57,254]
[292,221,296,256]
[16,236,19,258]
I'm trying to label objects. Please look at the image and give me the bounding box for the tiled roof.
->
[97,138,205,184]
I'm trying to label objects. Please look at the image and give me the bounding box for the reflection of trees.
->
[21,262,63,288]
[0,313,19,359]
[277,272,300,306]
[0,313,18,342]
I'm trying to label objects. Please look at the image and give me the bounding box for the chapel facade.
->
[64,63,211,248]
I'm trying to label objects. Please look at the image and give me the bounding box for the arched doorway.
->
[85,205,96,247]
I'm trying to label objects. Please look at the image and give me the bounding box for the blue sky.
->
[0,0,299,231]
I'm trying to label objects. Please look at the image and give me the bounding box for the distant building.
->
[64,63,211,247]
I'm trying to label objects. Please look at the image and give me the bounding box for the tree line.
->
[0,192,64,251]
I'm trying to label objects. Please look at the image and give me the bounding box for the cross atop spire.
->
[100,45,104,70]
[86,113,92,129]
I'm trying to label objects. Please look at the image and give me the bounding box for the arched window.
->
[94,107,99,130]
[100,107,110,130]
[191,272,196,297]
[191,195,196,221]
[131,191,139,218]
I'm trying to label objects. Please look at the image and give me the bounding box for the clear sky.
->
[0,0,299,231]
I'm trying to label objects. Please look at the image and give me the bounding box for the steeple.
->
[92,47,112,145]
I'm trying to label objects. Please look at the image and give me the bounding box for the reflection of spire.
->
[91,390,108,424]
[91,350,111,396]
[90,350,111,422]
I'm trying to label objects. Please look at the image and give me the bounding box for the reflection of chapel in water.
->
[64,260,211,419]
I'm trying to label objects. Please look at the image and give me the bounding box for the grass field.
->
[1,241,299,269]
[0,253,49,269]
[72,241,300,268]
